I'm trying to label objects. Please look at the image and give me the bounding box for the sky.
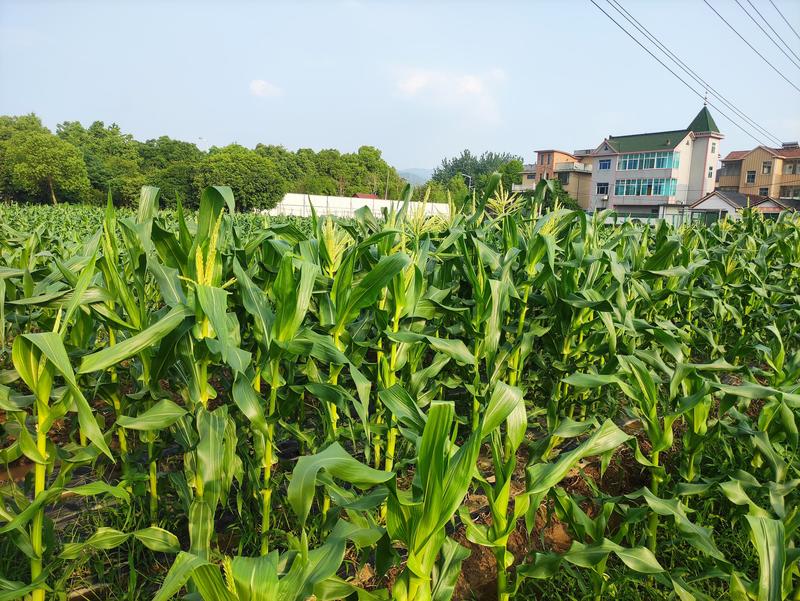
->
[1,0,799,170]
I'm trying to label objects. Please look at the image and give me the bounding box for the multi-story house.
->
[514,149,593,208]
[584,107,723,217]
[717,143,800,199]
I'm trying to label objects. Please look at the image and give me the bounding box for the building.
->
[717,143,800,199]
[690,189,771,221]
[584,107,723,217]
[690,189,799,221]
[514,149,593,208]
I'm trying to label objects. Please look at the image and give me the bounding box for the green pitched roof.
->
[687,106,720,133]
[606,129,689,153]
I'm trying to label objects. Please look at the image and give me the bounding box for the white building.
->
[584,107,723,218]
[267,193,449,218]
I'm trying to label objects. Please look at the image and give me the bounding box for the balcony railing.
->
[554,161,592,173]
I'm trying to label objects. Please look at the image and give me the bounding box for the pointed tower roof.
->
[687,106,720,134]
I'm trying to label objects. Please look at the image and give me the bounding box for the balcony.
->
[554,161,592,173]
[512,182,537,192]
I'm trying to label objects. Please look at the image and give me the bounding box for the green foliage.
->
[193,145,288,210]
[0,190,799,601]
[2,130,91,203]
[431,149,524,197]
[1,113,418,209]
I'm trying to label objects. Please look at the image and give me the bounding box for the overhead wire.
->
[589,0,774,146]
[606,0,783,146]
[734,0,800,70]
[746,0,800,64]
[768,0,800,43]
[702,0,800,94]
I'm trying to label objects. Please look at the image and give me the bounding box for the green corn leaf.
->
[232,372,269,436]
[745,515,785,601]
[379,384,426,433]
[430,537,471,601]
[22,332,112,459]
[133,527,181,553]
[60,527,130,559]
[116,399,186,431]
[336,252,411,331]
[288,443,394,528]
[78,304,193,373]
[528,420,630,495]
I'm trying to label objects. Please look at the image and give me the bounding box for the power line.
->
[735,0,800,70]
[589,0,773,146]
[746,0,800,64]
[606,0,783,146]
[703,0,800,95]
[768,0,800,43]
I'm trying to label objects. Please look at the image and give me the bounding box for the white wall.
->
[588,153,614,210]
[266,193,450,218]
[691,195,738,219]
[686,134,721,205]
[676,133,695,205]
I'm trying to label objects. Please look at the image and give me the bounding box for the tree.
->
[4,131,91,204]
[56,120,144,204]
[147,162,199,206]
[193,145,288,210]
[431,149,524,197]
[518,178,580,211]
[0,114,52,200]
[139,136,204,205]
[138,136,203,171]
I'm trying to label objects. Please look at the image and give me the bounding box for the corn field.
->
[1,178,798,601]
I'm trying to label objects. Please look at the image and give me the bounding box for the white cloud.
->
[394,67,506,123]
[249,79,283,98]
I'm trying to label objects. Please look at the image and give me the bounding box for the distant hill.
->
[398,168,433,185]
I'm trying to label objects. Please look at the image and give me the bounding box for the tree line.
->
[0,113,535,209]
[0,114,412,209]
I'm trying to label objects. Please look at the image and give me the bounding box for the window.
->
[759,187,769,196]
[779,186,800,199]
[616,152,677,171]
[784,162,795,175]
[618,154,640,170]
[708,166,714,178]
[762,161,772,174]
[720,161,741,176]
[596,182,609,195]
[526,174,535,180]
[711,142,716,154]
[558,172,570,185]
[598,159,611,170]
[746,170,756,183]
[612,178,678,196]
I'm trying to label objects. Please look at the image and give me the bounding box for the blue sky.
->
[1,0,799,168]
